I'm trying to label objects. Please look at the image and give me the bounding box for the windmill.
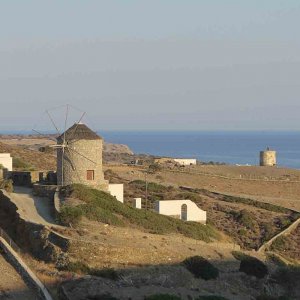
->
[33,105,107,189]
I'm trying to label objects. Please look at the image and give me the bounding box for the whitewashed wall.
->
[0,153,13,171]
[108,184,124,203]
[155,200,206,223]
[174,159,197,166]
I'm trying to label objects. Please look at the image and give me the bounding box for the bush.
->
[256,296,290,300]
[239,256,268,279]
[183,256,219,280]
[233,209,256,229]
[222,195,291,214]
[62,261,119,280]
[272,266,300,293]
[64,261,90,274]
[148,163,162,173]
[145,294,181,300]
[129,180,170,193]
[12,157,34,171]
[231,251,249,261]
[90,268,119,280]
[58,206,83,226]
[196,297,229,300]
[0,179,13,192]
[89,295,118,300]
[266,253,287,267]
[270,236,289,252]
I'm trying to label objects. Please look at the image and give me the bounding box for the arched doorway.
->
[181,204,187,221]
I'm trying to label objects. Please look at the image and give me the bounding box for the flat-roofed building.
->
[0,153,13,171]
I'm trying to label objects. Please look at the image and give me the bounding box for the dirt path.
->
[9,187,56,226]
[0,252,38,300]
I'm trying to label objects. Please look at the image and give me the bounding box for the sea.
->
[100,131,300,170]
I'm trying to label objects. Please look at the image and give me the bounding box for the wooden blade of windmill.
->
[61,146,65,187]
[46,109,62,136]
[31,129,58,143]
[63,104,69,147]
[68,147,97,165]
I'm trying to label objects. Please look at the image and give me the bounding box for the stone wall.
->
[0,237,53,300]
[33,184,58,198]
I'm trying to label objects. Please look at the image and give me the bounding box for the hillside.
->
[0,135,138,169]
[59,184,220,242]
[0,141,56,170]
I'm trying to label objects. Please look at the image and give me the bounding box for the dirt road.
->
[0,252,38,300]
[9,187,56,225]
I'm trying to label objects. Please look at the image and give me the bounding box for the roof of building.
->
[57,123,102,142]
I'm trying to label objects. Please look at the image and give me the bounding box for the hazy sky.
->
[1,1,300,131]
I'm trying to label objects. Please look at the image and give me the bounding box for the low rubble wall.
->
[0,189,69,262]
[33,184,58,198]
[0,237,53,300]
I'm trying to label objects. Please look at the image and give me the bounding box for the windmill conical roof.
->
[57,123,102,142]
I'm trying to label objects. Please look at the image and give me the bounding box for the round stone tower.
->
[57,123,108,190]
[260,148,277,167]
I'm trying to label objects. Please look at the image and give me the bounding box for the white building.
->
[108,184,124,203]
[155,200,206,223]
[174,159,197,166]
[0,153,13,171]
[133,198,142,209]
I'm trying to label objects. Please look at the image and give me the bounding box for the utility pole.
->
[144,171,148,210]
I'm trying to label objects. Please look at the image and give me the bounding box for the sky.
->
[1,1,300,131]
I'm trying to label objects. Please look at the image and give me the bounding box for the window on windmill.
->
[87,170,95,180]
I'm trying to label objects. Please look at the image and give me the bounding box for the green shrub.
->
[58,206,83,226]
[272,266,300,292]
[175,192,200,202]
[231,251,249,261]
[148,163,162,173]
[256,295,291,300]
[0,163,3,169]
[239,256,268,278]
[233,209,256,229]
[262,223,275,241]
[64,261,90,273]
[0,179,14,192]
[266,253,287,267]
[183,256,219,280]
[196,297,229,300]
[89,294,118,300]
[270,236,289,252]
[12,157,34,171]
[89,268,119,280]
[222,195,291,214]
[145,294,181,300]
[129,180,170,193]
[62,261,119,281]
